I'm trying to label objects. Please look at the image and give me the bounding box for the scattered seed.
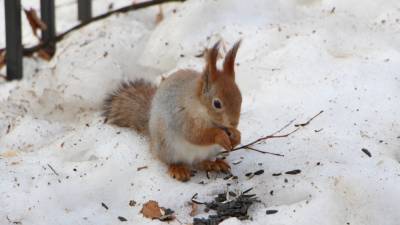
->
[223,174,233,180]
[266,209,278,215]
[129,200,136,207]
[137,166,148,171]
[245,172,255,179]
[272,173,282,176]
[228,191,237,197]
[254,169,264,175]
[159,208,175,221]
[232,160,242,165]
[206,171,210,179]
[193,188,259,224]
[361,148,372,157]
[243,188,253,194]
[285,169,301,175]
[101,202,109,210]
[118,216,127,222]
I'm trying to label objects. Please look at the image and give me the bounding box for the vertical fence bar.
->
[78,0,92,22]
[40,0,56,56]
[4,0,23,80]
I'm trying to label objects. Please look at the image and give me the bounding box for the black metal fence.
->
[3,0,93,81]
[4,0,92,80]
[2,0,183,81]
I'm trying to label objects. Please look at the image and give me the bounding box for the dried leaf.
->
[0,150,18,158]
[155,6,164,24]
[140,200,175,221]
[189,202,198,217]
[0,51,5,69]
[37,49,52,61]
[24,8,47,37]
[141,200,162,219]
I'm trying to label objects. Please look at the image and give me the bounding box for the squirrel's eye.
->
[212,99,222,109]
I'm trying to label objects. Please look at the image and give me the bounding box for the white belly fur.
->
[167,133,221,165]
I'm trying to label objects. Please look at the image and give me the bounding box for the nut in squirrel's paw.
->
[215,130,232,150]
[224,127,241,148]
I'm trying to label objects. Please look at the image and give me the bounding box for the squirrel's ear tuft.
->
[204,41,221,82]
[223,40,241,78]
[202,41,221,93]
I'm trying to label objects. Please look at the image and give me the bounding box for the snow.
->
[1,0,400,225]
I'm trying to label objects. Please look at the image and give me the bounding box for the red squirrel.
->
[103,41,242,181]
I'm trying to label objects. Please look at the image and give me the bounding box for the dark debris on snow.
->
[193,188,260,225]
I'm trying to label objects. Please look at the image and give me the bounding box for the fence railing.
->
[2,0,183,81]
[3,0,92,81]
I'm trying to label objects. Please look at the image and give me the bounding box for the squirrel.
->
[103,41,242,181]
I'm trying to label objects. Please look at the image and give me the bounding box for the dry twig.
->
[47,163,59,176]
[220,111,324,156]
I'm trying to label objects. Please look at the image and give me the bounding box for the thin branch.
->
[235,127,300,151]
[0,0,185,55]
[220,111,324,156]
[243,146,284,157]
[294,110,324,127]
[270,118,296,136]
[47,163,59,176]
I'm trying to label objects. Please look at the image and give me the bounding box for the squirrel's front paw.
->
[215,130,232,150]
[168,164,191,182]
[225,127,241,148]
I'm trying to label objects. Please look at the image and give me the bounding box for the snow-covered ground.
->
[1,0,400,224]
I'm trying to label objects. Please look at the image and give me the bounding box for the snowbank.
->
[1,0,399,224]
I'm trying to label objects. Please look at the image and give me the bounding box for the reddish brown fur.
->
[198,159,231,172]
[104,41,243,182]
[168,164,191,182]
[103,79,157,135]
[191,41,242,148]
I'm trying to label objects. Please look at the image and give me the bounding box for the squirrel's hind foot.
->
[168,164,192,182]
[198,159,231,173]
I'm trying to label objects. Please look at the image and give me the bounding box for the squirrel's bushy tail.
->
[103,79,157,135]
